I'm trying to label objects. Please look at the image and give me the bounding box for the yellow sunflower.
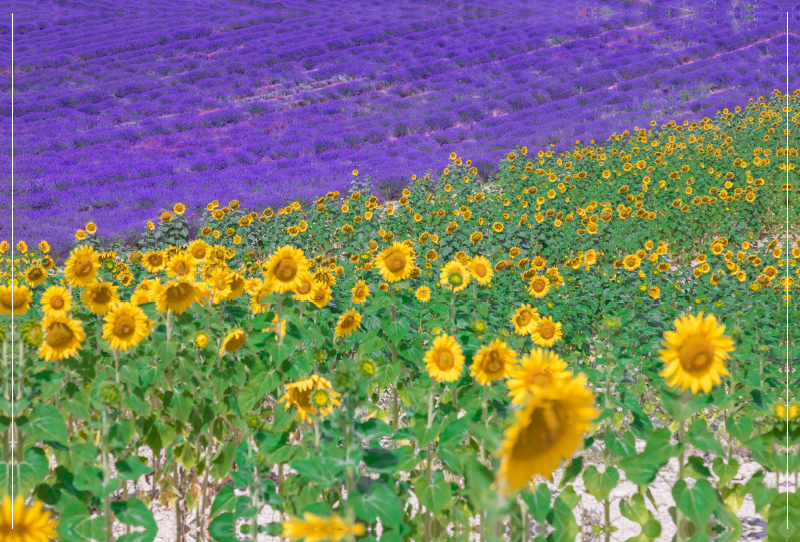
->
[470,255,493,286]
[153,279,204,314]
[335,309,362,338]
[309,282,333,309]
[530,316,563,347]
[225,272,246,300]
[103,302,150,352]
[292,271,316,302]
[350,280,370,304]
[250,283,274,314]
[440,260,470,293]
[282,511,365,542]
[0,284,32,318]
[24,264,47,287]
[207,267,233,304]
[130,287,152,306]
[166,251,197,280]
[375,242,416,283]
[220,329,247,356]
[40,286,71,317]
[0,495,58,542]
[142,250,167,273]
[528,275,550,298]
[187,239,210,262]
[416,286,431,302]
[658,311,734,394]
[622,254,641,271]
[495,373,598,495]
[39,314,85,361]
[424,334,465,382]
[511,303,540,336]
[280,375,340,423]
[506,348,573,406]
[263,246,309,293]
[81,280,120,315]
[64,245,100,287]
[470,339,516,385]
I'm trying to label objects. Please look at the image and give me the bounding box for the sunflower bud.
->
[21,319,43,349]
[333,369,356,392]
[253,450,270,469]
[103,260,116,273]
[758,344,770,354]
[314,348,327,363]
[472,320,487,334]
[730,326,742,339]
[789,402,800,420]
[98,381,122,407]
[310,389,331,409]
[447,272,463,287]
[0,321,6,343]
[499,329,510,339]
[772,402,788,420]
[194,332,209,349]
[601,316,622,333]
[713,301,724,310]
[357,358,376,377]
[360,253,371,262]
[246,414,261,431]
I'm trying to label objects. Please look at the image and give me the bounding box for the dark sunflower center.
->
[192,247,206,259]
[1,291,26,310]
[256,291,269,304]
[540,324,555,339]
[50,296,64,309]
[474,264,487,277]
[225,333,246,351]
[175,262,188,275]
[386,252,406,272]
[342,315,355,328]
[114,315,136,338]
[148,256,163,267]
[512,401,564,459]
[92,287,112,305]
[297,280,312,295]
[679,336,715,373]
[518,311,532,326]
[28,268,43,280]
[76,257,93,276]
[533,280,545,292]
[484,351,503,373]
[166,283,193,303]
[276,259,297,281]
[437,350,454,370]
[46,322,74,348]
[355,288,365,298]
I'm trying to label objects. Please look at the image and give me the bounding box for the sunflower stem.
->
[427,386,435,429]
[480,384,488,465]
[676,391,688,542]
[521,498,529,542]
[314,415,321,453]
[102,407,114,542]
[114,350,120,385]
[97,314,103,355]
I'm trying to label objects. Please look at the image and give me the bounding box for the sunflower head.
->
[0,496,58,541]
[103,302,150,352]
[335,309,362,338]
[507,348,573,405]
[511,303,540,336]
[64,245,100,287]
[220,329,247,356]
[39,314,85,362]
[264,246,309,293]
[530,316,563,347]
[470,338,516,385]
[375,242,415,283]
[424,334,465,383]
[439,260,470,293]
[21,319,44,349]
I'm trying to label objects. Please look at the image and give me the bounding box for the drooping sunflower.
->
[153,279,204,314]
[649,286,661,299]
[280,375,340,423]
[440,260,470,293]
[375,242,416,283]
[335,309,362,338]
[263,246,309,293]
[39,314,85,361]
[225,272,246,300]
[350,280,370,305]
[495,373,598,495]
[470,255,494,286]
[658,311,734,394]
[424,334,465,383]
[416,285,431,302]
[511,303,540,336]
[81,280,120,315]
[206,267,233,304]
[0,495,58,542]
[470,339,516,385]
[309,282,333,309]
[0,283,32,318]
[166,251,197,280]
[528,275,550,298]
[40,286,71,317]
[64,245,100,287]
[530,316,563,347]
[220,329,247,356]
[250,282,273,314]
[103,302,150,352]
[506,348,573,406]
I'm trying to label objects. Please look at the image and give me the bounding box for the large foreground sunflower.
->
[39,314,86,361]
[263,246,309,293]
[470,339,516,385]
[658,311,734,394]
[495,373,598,494]
[506,348,573,406]
[0,495,58,542]
[375,242,416,283]
[64,245,100,287]
[0,284,32,318]
[424,334,465,382]
[103,302,150,352]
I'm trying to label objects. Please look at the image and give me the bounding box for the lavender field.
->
[0,0,797,257]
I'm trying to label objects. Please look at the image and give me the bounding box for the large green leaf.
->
[17,404,68,444]
[686,419,726,457]
[56,503,106,542]
[111,497,158,531]
[521,482,551,525]
[672,479,717,528]
[0,462,40,497]
[766,491,800,542]
[414,476,452,516]
[583,466,619,503]
[349,482,402,528]
[115,456,152,482]
[546,497,579,542]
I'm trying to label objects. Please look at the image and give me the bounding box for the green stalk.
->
[604,348,614,542]
[676,391,688,542]
[480,384,488,464]
[521,498,529,542]
[390,303,400,431]
[102,408,114,542]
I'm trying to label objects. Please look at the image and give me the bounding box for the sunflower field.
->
[0,90,798,542]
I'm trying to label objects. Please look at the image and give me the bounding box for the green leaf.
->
[290,458,340,487]
[356,419,395,441]
[521,482,551,525]
[73,464,121,499]
[724,416,753,443]
[56,503,106,542]
[17,404,68,444]
[684,456,711,480]
[111,497,158,530]
[349,482,402,528]
[559,456,583,489]
[414,418,444,448]
[721,483,746,513]
[208,512,239,542]
[415,476,452,515]
[618,454,662,486]
[209,485,237,520]
[766,491,800,542]
[358,334,388,357]
[0,462,40,498]
[381,316,411,343]
[686,419,726,457]
[583,466,619,502]
[555,485,580,510]
[711,458,739,488]
[115,456,152,482]
[672,479,717,528]
[363,447,402,474]
[605,431,636,459]
[546,497,580,542]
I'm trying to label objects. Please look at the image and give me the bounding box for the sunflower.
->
[280,375,340,423]
[187,239,210,262]
[622,254,641,271]
[81,280,119,316]
[309,282,332,309]
[506,348,573,405]
[470,256,493,286]
[530,316,563,347]
[263,246,309,293]
[130,287,152,306]
[166,251,197,280]
[335,309,362,338]
[64,245,100,287]
[492,222,504,233]
[207,267,233,304]
[173,202,186,215]
[658,311,734,394]
[649,286,660,299]
[142,250,167,274]
[495,373,598,494]
[39,314,85,361]
[226,272,246,300]
[24,264,47,287]
[416,286,431,302]
[281,511,365,542]
[375,242,416,283]
[220,329,247,356]
[424,334,465,383]
[0,283,32,318]
[470,339,516,385]
[153,279,203,314]
[0,495,58,542]
[292,271,315,302]
[511,304,540,336]
[528,275,550,298]
[40,286,71,317]
[350,280,370,305]
[103,302,150,352]
[250,283,273,314]
[440,260,470,293]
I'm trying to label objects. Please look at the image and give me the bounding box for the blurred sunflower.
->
[424,333,465,382]
[280,375,340,423]
[0,495,58,542]
[207,268,233,304]
[130,287,152,306]
[39,314,85,361]
[64,245,100,287]
[309,282,332,309]
[292,271,315,302]
[0,283,32,318]
[165,251,196,280]
[250,283,273,314]
[220,329,247,356]
[350,280,370,305]
[440,260,470,293]
[142,250,167,274]
[658,311,734,394]
[470,338,516,385]
[495,373,598,495]
[335,309,362,338]
[263,246,309,293]
[24,264,47,288]
[81,280,119,315]
[153,279,204,314]
[511,303,540,336]
[530,316,563,347]
[506,348,573,406]
[103,302,150,352]
[416,286,431,302]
